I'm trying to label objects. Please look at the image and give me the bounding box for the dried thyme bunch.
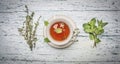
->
[18,5,41,51]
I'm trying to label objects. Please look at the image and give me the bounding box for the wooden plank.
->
[0,0,120,12]
[0,36,120,61]
[0,61,120,64]
[0,11,120,36]
[0,0,120,64]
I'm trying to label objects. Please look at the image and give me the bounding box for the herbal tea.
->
[50,21,70,41]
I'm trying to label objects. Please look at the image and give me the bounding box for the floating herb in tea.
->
[18,5,41,51]
[83,18,108,47]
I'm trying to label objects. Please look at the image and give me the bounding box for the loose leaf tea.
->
[83,18,108,47]
[18,5,41,51]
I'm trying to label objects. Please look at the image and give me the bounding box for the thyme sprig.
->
[18,5,41,51]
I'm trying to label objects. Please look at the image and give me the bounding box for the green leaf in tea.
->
[83,18,108,47]
[18,5,41,51]
[54,28,62,33]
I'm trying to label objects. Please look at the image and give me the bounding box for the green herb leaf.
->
[98,20,102,27]
[95,28,104,35]
[98,26,102,30]
[54,28,62,33]
[84,28,93,33]
[44,21,49,26]
[18,5,40,51]
[44,38,50,43]
[89,18,96,26]
[83,23,90,29]
[98,20,108,28]
[95,38,101,43]
[89,33,94,40]
[83,18,108,47]
[102,22,108,27]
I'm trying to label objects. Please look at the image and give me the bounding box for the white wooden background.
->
[0,0,120,64]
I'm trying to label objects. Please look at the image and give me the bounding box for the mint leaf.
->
[98,26,102,30]
[102,22,108,27]
[89,18,96,26]
[98,20,102,27]
[84,28,93,33]
[91,26,97,32]
[44,38,50,43]
[95,28,104,35]
[98,20,108,28]
[95,38,101,43]
[83,23,90,29]
[99,29,104,34]
[89,33,94,40]
[95,29,99,35]
[83,18,108,47]
[44,21,49,26]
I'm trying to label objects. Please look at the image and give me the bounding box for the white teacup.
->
[46,15,74,46]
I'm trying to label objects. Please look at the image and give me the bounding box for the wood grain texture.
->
[0,0,120,64]
[0,0,120,12]
[0,11,120,36]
